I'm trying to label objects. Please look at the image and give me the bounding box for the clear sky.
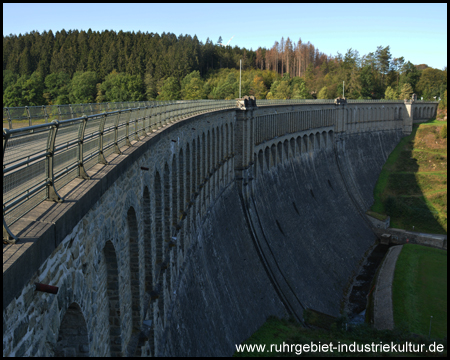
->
[3,3,447,70]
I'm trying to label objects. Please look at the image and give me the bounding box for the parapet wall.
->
[3,100,438,356]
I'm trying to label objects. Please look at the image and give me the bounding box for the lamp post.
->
[240,59,242,99]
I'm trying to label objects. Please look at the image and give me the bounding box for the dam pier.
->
[3,98,438,356]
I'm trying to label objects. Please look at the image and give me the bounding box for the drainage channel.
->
[347,243,392,324]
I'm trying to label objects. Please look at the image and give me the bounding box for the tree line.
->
[3,30,447,107]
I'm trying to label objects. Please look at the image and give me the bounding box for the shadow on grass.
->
[374,120,447,235]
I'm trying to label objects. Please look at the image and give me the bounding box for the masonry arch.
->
[302,134,308,153]
[207,130,211,179]
[328,130,333,149]
[103,240,122,356]
[163,163,171,295]
[178,149,184,256]
[202,133,206,187]
[315,131,321,149]
[215,126,220,193]
[171,154,178,274]
[225,123,229,157]
[191,138,197,227]
[208,129,213,202]
[296,136,302,156]
[265,146,270,169]
[143,187,152,293]
[197,136,201,195]
[220,125,224,187]
[309,133,314,153]
[230,122,234,155]
[258,149,264,175]
[154,171,163,266]
[290,138,295,158]
[283,139,289,161]
[127,206,141,331]
[184,143,190,251]
[191,139,196,195]
[277,142,283,164]
[271,144,276,167]
[211,128,216,199]
[322,131,327,149]
[55,302,89,357]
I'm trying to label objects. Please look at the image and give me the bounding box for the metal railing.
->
[253,99,438,106]
[4,99,440,129]
[3,100,235,243]
[346,99,405,103]
[3,100,215,130]
[258,99,335,106]
[346,99,439,104]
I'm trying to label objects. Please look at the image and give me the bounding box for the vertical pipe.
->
[98,113,108,164]
[6,108,12,129]
[125,109,132,147]
[134,108,140,142]
[240,59,242,99]
[69,104,74,119]
[25,106,31,127]
[46,120,63,202]
[43,105,49,124]
[78,115,90,179]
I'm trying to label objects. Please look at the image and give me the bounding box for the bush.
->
[438,89,447,110]
[440,123,447,139]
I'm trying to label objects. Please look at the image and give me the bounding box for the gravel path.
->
[373,245,403,330]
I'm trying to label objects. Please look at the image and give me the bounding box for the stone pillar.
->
[403,101,413,135]
[334,97,347,133]
[234,96,256,201]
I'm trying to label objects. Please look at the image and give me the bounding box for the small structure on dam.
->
[3,98,438,356]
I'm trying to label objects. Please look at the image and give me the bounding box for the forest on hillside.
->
[3,29,447,107]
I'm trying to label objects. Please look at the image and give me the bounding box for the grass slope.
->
[371,119,447,234]
[392,244,447,338]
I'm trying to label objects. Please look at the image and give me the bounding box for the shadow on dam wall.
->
[162,130,403,356]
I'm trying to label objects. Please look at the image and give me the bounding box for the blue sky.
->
[3,3,447,70]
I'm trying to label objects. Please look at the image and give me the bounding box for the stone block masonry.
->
[3,100,438,356]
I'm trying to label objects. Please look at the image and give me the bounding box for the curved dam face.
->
[3,100,438,357]
[163,129,403,356]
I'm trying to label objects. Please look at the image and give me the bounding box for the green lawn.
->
[392,244,447,338]
[371,119,447,234]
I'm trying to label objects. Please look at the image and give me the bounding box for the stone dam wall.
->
[162,129,403,356]
[3,101,437,356]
